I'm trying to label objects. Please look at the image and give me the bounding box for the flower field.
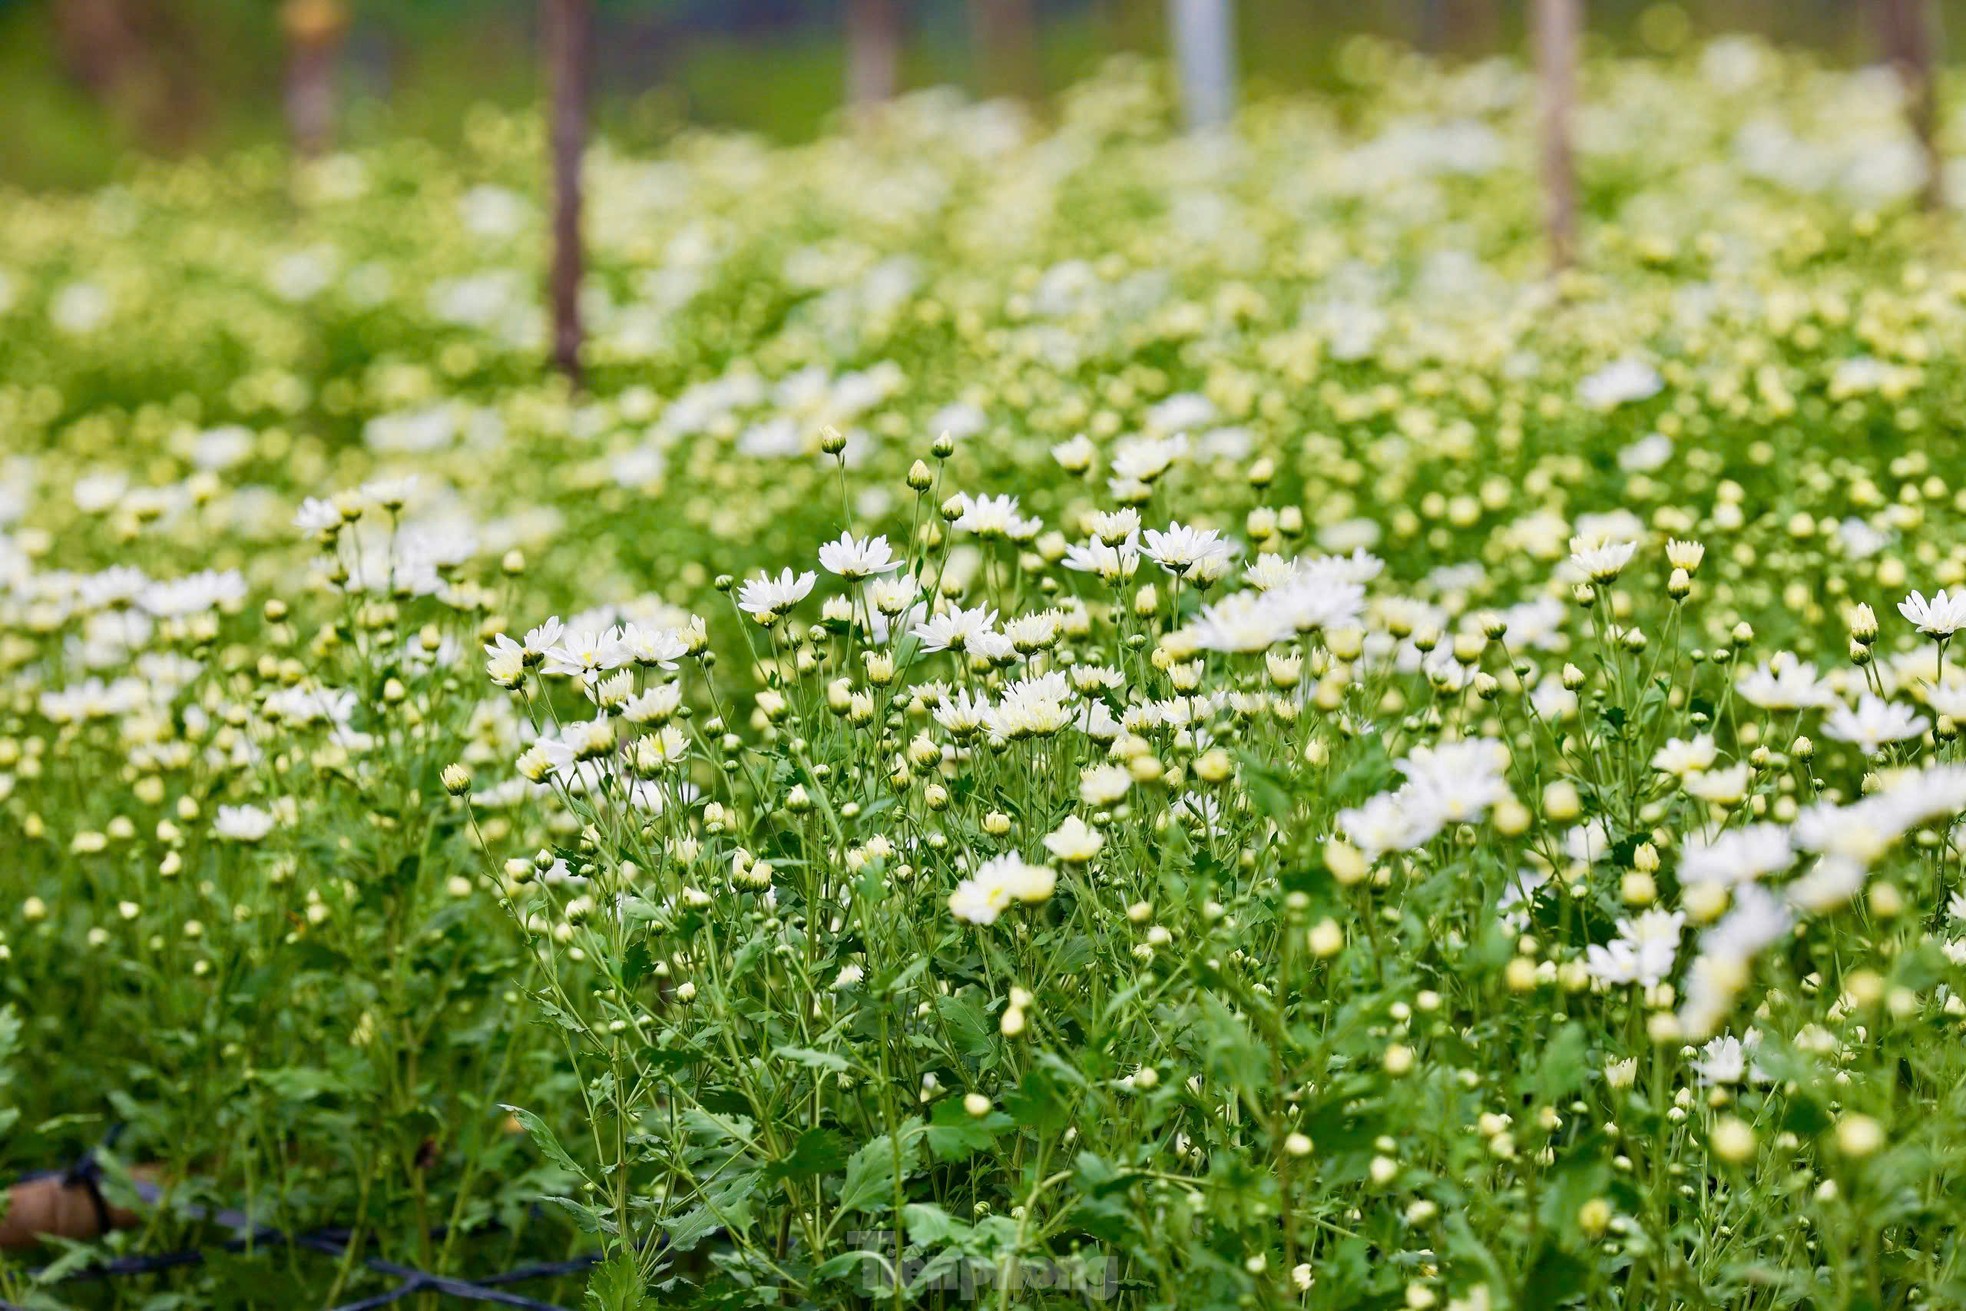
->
[7,37,1966,1311]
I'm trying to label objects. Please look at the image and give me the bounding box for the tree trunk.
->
[1441,0,1501,54]
[544,0,590,384]
[968,0,1041,101]
[282,0,346,159]
[1533,0,1580,271]
[51,0,206,151]
[1167,0,1236,132]
[1873,0,1946,211]
[846,0,902,111]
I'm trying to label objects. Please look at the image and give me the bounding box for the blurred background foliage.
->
[0,0,1941,191]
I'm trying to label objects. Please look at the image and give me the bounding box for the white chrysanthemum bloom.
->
[1821,694,1928,755]
[514,744,556,784]
[622,682,682,724]
[1062,538,1140,581]
[140,569,246,620]
[1002,611,1060,653]
[866,572,920,616]
[1529,679,1577,721]
[1079,763,1132,806]
[1736,652,1834,711]
[911,604,998,653]
[1109,432,1188,484]
[1337,790,1437,861]
[1619,432,1673,471]
[1141,522,1233,577]
[1680,886,1791,1038]
[214,804,276,842]
[949,854,1056,924]
[817,531,903,579]
[295,497,344,534]
[1577,357,1663,410]
[1396,738,1513,825]
[951,493,1041,540]
[589,670,636,711]
[965,628,1017,663]
[1187,554,1233,585]
[1585,909,1684,988]
[736,568,816,621]
[1684,762,1751,804]
[1692,1032,1760,1086]
[1273,577,1366,635]
[1043,815,1103,863]
[1899,589,1966,638]
[986,854,1056,903]
[563,716,616,761]
[631,725,691,776]
[482,636,526,687]
[1650,734,1718,776]
[1242,553,1300,591]
[358,475,419,511]
[1189,591,1294,654]
[948,878,1010,926]
[1922,682,1966,718]
[932,689,992,737]
[1051,434,1096,471]
[543,626,631,678]
[1678,824,1795,886]
[987,673,1075,741]
[1564,819,1612,865]
[1785,854,1869,912]
[523,618,566,659]
[1567,535,1637,583]
[1070,664,1125,694]
[1665,538,1705,572]
[1084,509,1142,545]
[620,623,686,669]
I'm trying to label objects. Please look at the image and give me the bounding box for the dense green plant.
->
[3,38,1966,1311]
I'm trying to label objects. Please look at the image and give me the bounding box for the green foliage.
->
[5,40,1966,1311]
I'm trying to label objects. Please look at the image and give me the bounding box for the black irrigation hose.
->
[0,1144,601,1311]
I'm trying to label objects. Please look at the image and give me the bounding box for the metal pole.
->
[1168,0,1236,132]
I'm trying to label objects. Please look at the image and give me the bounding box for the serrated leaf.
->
[583,1253,648,1311]
[501,1104,589,1183]
[767,1127,848,1183]
[838,1127,923,1215]
[774,1045,850,1074]
[1004,1064,1072,1134]
[902,1201,965,1246]
[1534,1023,1589,1104]
[925,1096,1012,1162]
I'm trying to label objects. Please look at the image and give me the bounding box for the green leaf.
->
[767,1127,848,1183]
[774,1045,850,1074]
[252,1067,346,1103]
[1520,1238,1592,1307]
[1197,994,1267,1091]
[1534,1022,1589,1104]
[814,1249,893,1284]
[935,993,994,1058]
[1004,1064,1073,1134]
[925,1096,1012,1162]
[662,1203,723,1254]
[583,1253,648,1311]
[1782,1092,1832,1138]
[838,1127,923,1215]
[500,1104,589,1183]
[902,1201,966,1246]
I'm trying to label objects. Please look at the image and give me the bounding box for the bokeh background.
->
[0,0,1945,190]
